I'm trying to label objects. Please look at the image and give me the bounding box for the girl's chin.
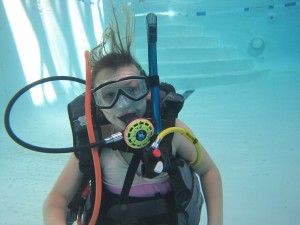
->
[113,120,126,132]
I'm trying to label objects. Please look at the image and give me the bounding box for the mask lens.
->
[121,79,148,99]
[93,76,148,108]
[96,86,118,106]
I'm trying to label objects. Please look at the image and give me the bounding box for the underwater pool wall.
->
[104,0,300,90]
[1,0,300,116]
[187,2,300,69]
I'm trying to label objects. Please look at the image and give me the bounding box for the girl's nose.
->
[117,95,130,108]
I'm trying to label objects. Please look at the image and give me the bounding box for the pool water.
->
[1,1,299,224]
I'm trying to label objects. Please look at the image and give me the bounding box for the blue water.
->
[1,1,300,225]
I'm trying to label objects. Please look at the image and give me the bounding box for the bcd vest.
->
[66,83,203,225]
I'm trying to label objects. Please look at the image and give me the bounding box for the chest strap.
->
[120,151,142,204]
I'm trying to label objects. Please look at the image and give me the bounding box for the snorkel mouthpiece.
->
[120,113,154,149]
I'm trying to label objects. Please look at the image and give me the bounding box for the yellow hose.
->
[155,127,202,166]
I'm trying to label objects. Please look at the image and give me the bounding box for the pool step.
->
[160,70,266,90]
[136,35,221,48]
[135,13,191,26]
[136,47,238,62]
[140,58,254,76]
[134,16,258,88]
[135,24,204,37]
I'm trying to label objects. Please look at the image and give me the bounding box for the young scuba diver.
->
[43,7,223,225]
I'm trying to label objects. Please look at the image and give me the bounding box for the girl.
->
[43,7,222,225]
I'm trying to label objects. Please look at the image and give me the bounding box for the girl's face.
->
[93,64,149,131]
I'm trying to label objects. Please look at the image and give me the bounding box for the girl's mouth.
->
[118,112,139,124]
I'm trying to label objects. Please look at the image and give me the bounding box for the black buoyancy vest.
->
[66,83,203,225]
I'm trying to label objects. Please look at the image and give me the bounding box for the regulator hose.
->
[151,127,202,166]
[3,76,101,153]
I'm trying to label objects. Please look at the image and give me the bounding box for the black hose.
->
[4,76,104,153]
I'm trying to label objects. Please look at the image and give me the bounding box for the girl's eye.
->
[128,87,138,93]
[102,92,115,101]
[126,86,140,95]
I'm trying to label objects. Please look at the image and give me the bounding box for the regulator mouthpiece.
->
[120,114,154,149]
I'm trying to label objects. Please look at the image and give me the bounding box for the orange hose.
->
[77,217,83,225]
[84,50,102,225]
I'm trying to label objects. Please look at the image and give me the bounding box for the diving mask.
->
[93,76,149,109]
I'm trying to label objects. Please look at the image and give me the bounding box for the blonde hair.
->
[89,5,144,85]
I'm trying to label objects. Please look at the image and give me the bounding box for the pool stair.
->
[134,16,263,90]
